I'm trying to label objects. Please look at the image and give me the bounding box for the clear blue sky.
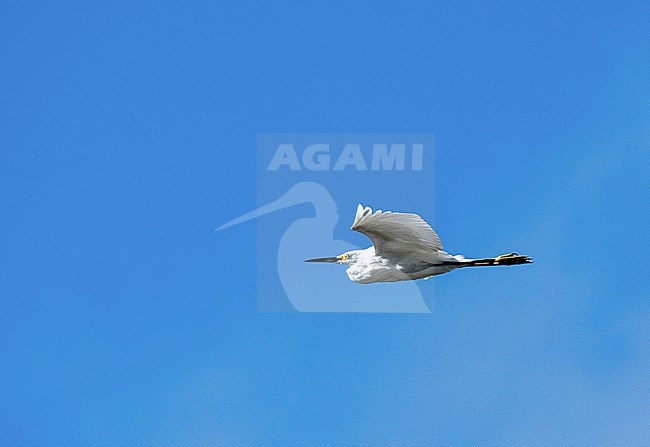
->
[2,2,649,445]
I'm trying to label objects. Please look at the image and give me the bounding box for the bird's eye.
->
[341,254,349,260]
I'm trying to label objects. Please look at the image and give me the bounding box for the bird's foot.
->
[494,252,533,265]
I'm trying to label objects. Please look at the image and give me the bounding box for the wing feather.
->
[351,204,443,258]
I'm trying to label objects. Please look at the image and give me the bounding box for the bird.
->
[305,204,532,284]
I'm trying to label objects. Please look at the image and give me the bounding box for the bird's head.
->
[305,250,358,266]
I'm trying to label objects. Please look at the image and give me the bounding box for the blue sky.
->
[2,2,649,445]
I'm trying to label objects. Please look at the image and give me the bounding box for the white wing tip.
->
[353,203,373,228]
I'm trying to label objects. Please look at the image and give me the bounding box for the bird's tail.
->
[460,252,533,267]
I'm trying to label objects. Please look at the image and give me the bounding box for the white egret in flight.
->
[306,204,532,284]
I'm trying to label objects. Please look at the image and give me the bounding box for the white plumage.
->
[305,204,532,284]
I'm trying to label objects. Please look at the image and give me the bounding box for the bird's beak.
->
[304,256,341,263]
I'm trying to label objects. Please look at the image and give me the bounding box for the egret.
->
[305,204,532,284]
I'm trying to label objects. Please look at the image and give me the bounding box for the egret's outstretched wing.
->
[351,204,443,259]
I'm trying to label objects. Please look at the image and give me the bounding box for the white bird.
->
[305,204,532,284]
